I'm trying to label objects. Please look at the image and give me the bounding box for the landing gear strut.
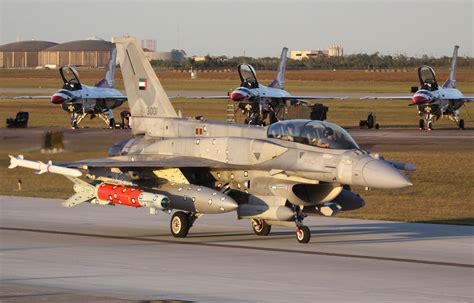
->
[293,206,311,244]
[170,211,197,238]
[251,219,271,236]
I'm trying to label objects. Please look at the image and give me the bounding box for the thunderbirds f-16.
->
[9,37,415,243]
[362,46,474,130]
[11,48,127,129]
[188,47,346,125]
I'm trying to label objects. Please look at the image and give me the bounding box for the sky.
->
[0,0,472,58]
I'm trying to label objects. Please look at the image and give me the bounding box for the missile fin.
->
[62,191,95,208]
[8,155,17,169]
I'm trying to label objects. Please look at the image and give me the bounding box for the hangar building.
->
[0,40,58,68]
[39,39,115,67]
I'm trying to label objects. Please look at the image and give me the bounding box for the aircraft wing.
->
[460,97,474,101]
[286,96,348,100]
[59,155,248,170]
[360,96,412,100]
[185,96,229,99]
[0,96,51,99]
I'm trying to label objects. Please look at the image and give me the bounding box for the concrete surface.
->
[1,196,473,302]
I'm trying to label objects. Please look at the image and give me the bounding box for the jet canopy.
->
[267,120,359,150]
[418,66,438,91]
[60,66,82,91]
[238,64,258,89]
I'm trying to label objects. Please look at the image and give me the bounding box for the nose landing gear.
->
[296,225,311,244]
[293,206,311,244]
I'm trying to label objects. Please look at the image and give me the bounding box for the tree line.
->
[150,52,473,70]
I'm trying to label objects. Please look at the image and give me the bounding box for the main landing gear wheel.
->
[459,119,465,130]
[296,226,311,244]
[170,211,190,238]
[251,219,271,236]
[418,119,425,130]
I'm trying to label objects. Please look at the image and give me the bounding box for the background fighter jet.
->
[362,46,474,130]
[187,47,346,125]
[9,37,414,244]
[13,48,127,129]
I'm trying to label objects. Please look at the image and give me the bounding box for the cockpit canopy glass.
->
[267,120,359,150]
[418,65,438,91]
[60,66,82,91]
[238,64,258,88]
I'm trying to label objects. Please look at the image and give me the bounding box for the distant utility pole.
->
[177,24,180,49]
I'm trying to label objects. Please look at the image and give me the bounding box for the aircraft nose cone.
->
[412,95,428,105]
[230,91,246,101]
[51,93,68,104]
[362,160,412,189]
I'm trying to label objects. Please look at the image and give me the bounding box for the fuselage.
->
[412,87,465,116]
[51,85,126,113]
[112,117,411,190]
[230,84,291,101]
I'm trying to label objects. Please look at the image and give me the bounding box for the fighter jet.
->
[13,48,127,129]
[9,37,414,244]
[187,47,346,125]
[361,46,474,130]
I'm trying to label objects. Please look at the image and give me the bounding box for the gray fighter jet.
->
[9,37,415,243]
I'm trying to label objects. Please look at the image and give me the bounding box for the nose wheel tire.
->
[251,219,271,236]
[418,119,425,130]
[170,211,190,238]
[427,121,433,131]
[459,119,465,130]
[296,225,311,244]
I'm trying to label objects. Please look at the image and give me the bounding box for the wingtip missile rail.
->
[8,155,82,178]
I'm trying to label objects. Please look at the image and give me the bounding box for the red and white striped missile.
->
[8,155,82,178]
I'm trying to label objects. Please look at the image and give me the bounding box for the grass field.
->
[1,149,472,225]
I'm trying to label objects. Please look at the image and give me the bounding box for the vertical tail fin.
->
[95,48,117,88]
[113,37,177,118]
[268,47,288,89]
[443,45,459,88]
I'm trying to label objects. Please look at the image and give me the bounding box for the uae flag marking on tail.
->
[139,78,147,90]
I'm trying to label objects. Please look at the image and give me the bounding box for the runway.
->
[1,196,473,302]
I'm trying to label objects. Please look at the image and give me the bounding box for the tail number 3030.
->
[147,107,158,116]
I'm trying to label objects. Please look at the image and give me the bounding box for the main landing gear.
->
[251,218,310,243]
[170,211,198,238]
[251,219,271,236]
[458,119,465,130]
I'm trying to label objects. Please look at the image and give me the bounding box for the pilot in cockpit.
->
[281,123,296,142]
[310,127,334,148]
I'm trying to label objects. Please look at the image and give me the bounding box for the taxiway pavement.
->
[1,196,473,302]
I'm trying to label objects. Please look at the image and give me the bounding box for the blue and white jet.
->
[362,46,474,130]
[188,47,346,125]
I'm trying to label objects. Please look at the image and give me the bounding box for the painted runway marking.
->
[2,226,473,269]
